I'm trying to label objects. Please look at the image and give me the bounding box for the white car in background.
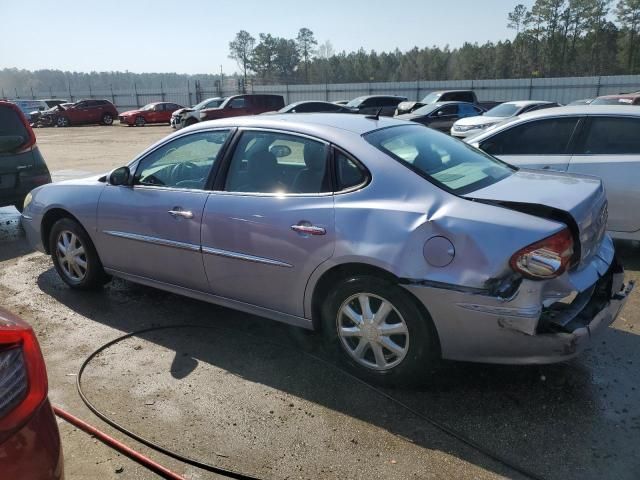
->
[466,105,640,241]
[171,97,226,129]
[451,100,559,138]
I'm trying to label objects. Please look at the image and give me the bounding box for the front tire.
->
[49,218,108,290]
[322,276,439,386]
[184,117,198,127]
[135,116,146,127]
[56,116,69,127]
[101,113,114,125]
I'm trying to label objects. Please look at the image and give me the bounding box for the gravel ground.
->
[0,125,639,479]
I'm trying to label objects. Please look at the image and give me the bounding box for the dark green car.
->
[0,101,51,211]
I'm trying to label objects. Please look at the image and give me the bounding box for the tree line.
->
[1,0,639,96]
[231,0,640,84]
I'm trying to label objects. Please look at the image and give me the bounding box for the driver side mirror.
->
[108,166,131,186]
[436,110,444,117]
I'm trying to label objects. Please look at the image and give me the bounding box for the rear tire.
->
[322,275,440,387]
[49,218,109,290]
[101,113,114,125]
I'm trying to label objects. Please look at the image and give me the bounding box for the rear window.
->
[0,105,28,138]
[365,125,513,195]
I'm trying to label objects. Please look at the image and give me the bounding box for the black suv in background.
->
[344,95,408,116]
[0,101,51,211]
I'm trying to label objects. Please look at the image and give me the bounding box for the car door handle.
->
[168,209,194,219]
[291,224,326,235]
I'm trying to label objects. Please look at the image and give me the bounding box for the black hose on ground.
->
[76,324,545,480]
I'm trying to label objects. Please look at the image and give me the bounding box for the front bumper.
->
[119,116,134,125]
[170,116,181,129]
[403,255,634,364]
[21,213,46,253]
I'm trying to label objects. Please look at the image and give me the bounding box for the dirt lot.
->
[1,125,640,479]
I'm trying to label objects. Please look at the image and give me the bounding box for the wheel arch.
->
[41,208,84,254]
[308,262,434,335]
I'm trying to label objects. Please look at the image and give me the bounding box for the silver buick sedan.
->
[21,114,633,385]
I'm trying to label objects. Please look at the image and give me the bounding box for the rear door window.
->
[481,117,580,155]
[579,117,640,154]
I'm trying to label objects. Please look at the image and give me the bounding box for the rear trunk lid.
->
[464,169,608,269]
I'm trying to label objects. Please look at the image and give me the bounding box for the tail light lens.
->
[0,313,48,444]
[509,228,575,280]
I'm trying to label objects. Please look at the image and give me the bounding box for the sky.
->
[1,0,536,75]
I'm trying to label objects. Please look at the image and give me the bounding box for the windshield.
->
[484,103,521,117]
[141,104,156,111]
[420,92,442,105]
[346,96,366,108]
[412,104,440,115]
[365,125,514,195]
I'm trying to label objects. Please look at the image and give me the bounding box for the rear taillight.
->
[0,317,48,444]
[509,228,575,280]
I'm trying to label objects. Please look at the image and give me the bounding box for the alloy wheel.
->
[336,293,409,371]
[56,230,88,282]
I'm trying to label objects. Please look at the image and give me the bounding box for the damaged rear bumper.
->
[402,254,634,365]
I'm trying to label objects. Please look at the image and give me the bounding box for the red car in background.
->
[119,102,184,126]
[0,307,63,479]
[50,99,118,127]
[199,94,284,122]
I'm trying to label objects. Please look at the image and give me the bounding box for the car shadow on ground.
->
[35,264,640,480]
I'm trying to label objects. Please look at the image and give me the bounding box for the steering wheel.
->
[170,161,199,186]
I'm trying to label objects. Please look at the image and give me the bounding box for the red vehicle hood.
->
[119,109,142,116]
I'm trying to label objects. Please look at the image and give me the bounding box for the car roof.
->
[596,93,640,99]
[287,100,337,106]
[429,90,471,94]
[516,104,640,120]
[357,95,406,99]
[468,105,640,142]
[501,100,554,107]
[188,112,409,135]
